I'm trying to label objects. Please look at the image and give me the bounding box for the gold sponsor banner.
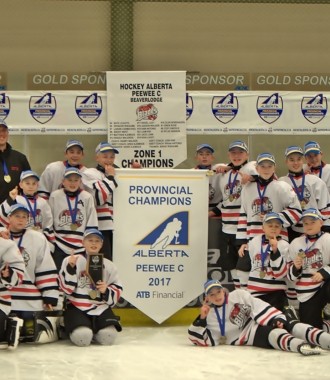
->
[27,72,106,90]
[186,72,250,91]
[252,73,330,91]
[0,73,7,90]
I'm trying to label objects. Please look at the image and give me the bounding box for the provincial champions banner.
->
[106,71,187,168]
[113,169,209,324]
[2,90,330,136]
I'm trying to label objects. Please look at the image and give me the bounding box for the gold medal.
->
[298,250,306,259]
[229,194,234,202]
[70,223,78,231]
[300,200,306,208]
[89,290,98,299]
[219,335,227,345]
[32,226,41,232]
[4,175,11,183]
[259,270,266,279]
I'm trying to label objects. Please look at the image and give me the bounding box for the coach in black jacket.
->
[0,119,31,203]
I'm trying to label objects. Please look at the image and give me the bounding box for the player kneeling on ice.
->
[59,228,122,347]
[188,280,330,355]
[1,204,60,349]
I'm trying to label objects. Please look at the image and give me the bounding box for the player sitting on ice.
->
[188,279,330,355]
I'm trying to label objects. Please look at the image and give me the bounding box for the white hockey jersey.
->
[188,289,284,346]
[82,167,117,231]
[49,189,98,255]
[218,161,257,234]
[0,195,55,245]
[0,238,25,315]
[236,179,302,243]
[246,235,289,296]
[59,253,122,316]
[38,161,86,200]
[278,173,330,233]
[9,229,59,312]
[288,233,330,303]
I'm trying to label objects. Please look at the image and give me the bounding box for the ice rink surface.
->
[1,326,330,380]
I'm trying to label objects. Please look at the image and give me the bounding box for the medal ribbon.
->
[23,195,37,226]
[260,236,271,271]
[257,182,268,213]
[289,173,305,203]
[228,170,239,196]
[2,159,9,178]
[10,233,24,251]
[66,194,79,225]
[304,233,323,255]
[311,165,323,179]
[214,295,227,337]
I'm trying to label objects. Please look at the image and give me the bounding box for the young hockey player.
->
[288,208,330,329]
[49,167,98,270]
[0,170,54,246]
[237,212,289,311]
[6,203,59,347]
[215,140,257,287]
[278,145,330,241]
[38,139,85,200]
[0,237,25,350]
[81,142,119,260]
[188,279,330,355]
[59,228,122,347]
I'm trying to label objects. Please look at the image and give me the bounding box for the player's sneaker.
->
[298,343,322,356]
[7,317,23,350]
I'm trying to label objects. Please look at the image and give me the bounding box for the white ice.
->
[1,326,330,380]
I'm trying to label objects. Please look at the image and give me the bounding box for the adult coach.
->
[0,119,31,203]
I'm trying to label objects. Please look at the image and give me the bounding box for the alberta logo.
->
[212,93,238,124]
[257,93,283,124]
[75,93,102,124]
[138,211,189,249]
[0,93,10,120]
[29,93,56,124]
[301,93,328,124]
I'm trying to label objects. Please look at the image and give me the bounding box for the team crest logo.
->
[0,93,10,120]
[75,93,102,124]
[257,93,283,124]
[138,211,188,249]
[212,93,238,124]
[252,197,273,216]
[20,248,30,267]
[301,94,328,124]
[58,209,84,229]
[186,94,193,120]
[136,104,158,121]
[229,303,251,329]
[29,93,56,124]
[302,248,323,270]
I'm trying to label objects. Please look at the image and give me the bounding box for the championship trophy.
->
[86,253,104,299]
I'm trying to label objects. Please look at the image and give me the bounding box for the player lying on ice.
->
[188,280,330,356]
